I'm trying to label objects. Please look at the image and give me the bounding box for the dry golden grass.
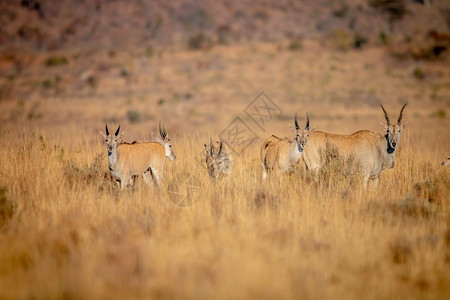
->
[0,123,449,299]
[0,41,449,299]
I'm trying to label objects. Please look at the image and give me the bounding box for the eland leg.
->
[262,163,268,180]
[120,175,130,190]
[369,176,379,190]
[142,168,156,189]
[151,168,162,188]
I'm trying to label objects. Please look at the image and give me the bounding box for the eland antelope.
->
[260,113,315,179]
[302,104,408,188]
[100,122,176,190]
[204,138,234,180]
[99,124,135,187]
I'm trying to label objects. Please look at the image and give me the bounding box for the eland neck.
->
[107,146,118,170]
[382,134,395,169]
[289,139,303,163]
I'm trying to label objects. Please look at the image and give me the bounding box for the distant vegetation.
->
[45,56,68,67]
[0,0,448,53]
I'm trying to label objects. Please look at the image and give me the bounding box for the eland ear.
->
[289,124,298,135]
[99,131,107,139]
[117,131,125,139]
[379,122,388,131]
[401,122,408,130]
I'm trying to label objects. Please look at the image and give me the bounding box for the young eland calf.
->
[204,138,234,180]
[260,113,315,179]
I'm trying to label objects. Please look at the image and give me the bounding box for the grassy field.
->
[0,41,449,299]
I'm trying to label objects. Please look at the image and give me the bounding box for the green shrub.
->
[287,40,302,51]
[42,75,61,89]
[253,10,269,21]
[333,29,352,51]
[379,31,389,44]
[87,76,98,89]
[188,33,212,50]
[217,25,232,45]
[412,68,425,79]
[45,56,68,67]
[333,4,348,18]
[127,110,141,123]
[146,46,154,57]
[108,49,117,58]
[431,109,446,118]
[369,0,407,21]
[353,34,368,49]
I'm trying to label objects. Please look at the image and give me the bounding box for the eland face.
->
[291,112,315,151]
[164,139,176,161]
[385,124,405,150]
[380,104,408,152]
[296,129,313,150]
[100,124,124,155]
[204,139,233,180]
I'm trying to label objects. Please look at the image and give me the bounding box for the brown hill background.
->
[1,0,449,52]
[0,0,449,139]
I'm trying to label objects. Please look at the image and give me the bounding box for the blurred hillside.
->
[1,0,449,52]
[0,0,449,140]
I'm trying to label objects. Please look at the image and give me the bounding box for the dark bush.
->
[379,31,389,44]
[370,0,407,22]
[287,40,302,51]
[188,33,212,50]
[412,68,425,79]
[45,56,68,67]
[126,110,141,123]
[353,34,368,49]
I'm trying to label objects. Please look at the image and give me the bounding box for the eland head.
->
[204,138,233,180]
[380,104,408,151]
[289,113,315,150]
[155,121,176,161]
[100,124,125,155]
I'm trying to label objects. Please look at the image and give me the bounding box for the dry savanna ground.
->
[0,41,449,299]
